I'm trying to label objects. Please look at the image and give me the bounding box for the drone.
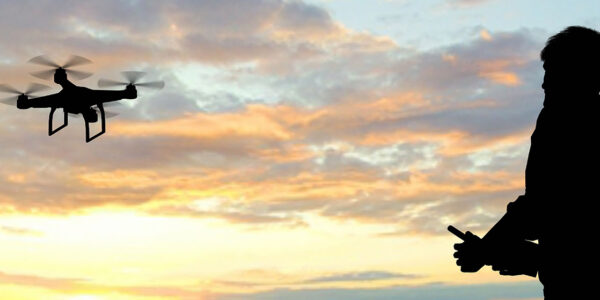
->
[0,55,164,142]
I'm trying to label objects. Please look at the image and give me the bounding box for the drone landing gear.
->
[48,107,68,136]
[84,103,106,143]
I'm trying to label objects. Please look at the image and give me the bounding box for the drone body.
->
[0,55,164,142]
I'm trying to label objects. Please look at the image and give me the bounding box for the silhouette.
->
[450,26,600,299]
[0,55,164,142]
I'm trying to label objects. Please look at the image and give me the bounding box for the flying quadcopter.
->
[0,55,164,142]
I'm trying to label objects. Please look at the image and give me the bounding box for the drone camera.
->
[83,108,98,123]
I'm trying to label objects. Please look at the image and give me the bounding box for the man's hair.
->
[541,26,600,66]
[541,26,600,91]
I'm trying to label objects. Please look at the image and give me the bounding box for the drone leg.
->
[85,116,90,141]
[48,107,68,136]
[85,103,106,143]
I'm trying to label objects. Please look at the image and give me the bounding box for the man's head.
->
[541,26,600,95]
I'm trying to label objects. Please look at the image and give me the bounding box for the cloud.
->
[111,105,295,140]
[480,29,493,41]
[209,268,421,289]
[216,281,543,300]
[146,202,307,228]
[0,271,87,293]
[302,271,419,283]
[0,0,549,237]
[478,71,521,86]
[0,225,43,237]
[0,0,392,72]
[446,0,495,8]
[0,269,542,300]
[0,270,213,298]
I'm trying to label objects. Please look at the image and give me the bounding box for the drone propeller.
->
[98,71,165,89]
[29,55,93,81]
[0,83,50,105]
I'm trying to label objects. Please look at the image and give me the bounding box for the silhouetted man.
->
[453,26,600,299]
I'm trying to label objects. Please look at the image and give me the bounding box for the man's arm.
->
[489,239,539,277]
[483,195,540,243]
[455,108,547,276]
[453,195,540,276]
[481,195,540,277]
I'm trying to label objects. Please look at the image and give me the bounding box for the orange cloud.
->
[0,225,43,237]
[0,271,210,298]
[1,88,531,226]
[479,71,521,86]
[112,106,294,140]
[5,173,27,184]
[442,53,457,64]
[112,92,430,136]
[477,59,526,86]
[77,170,160,189]
[480,29,492,41]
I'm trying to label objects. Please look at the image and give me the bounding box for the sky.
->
[0,0,598,299]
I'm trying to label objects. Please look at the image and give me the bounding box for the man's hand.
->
[489,240,539,277]
[453,231,486,273]
[492,262,522,276]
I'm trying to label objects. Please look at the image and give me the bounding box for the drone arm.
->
[92,89,136,104]
[27,93,62,108]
